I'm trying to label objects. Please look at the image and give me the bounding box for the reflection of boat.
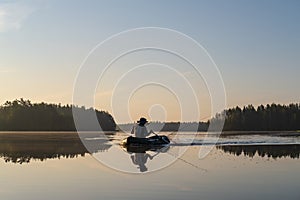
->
[120,135,171,172]
[122,143,170,153]
[121,135,170,147]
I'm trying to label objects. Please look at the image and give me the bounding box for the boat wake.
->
[170,135,300,146]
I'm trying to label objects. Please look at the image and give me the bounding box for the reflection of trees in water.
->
[217,145,300,159]
[0,132,112,164]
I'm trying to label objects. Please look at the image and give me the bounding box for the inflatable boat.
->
[121,135,170,147]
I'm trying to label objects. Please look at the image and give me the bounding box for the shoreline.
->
[0,130,299,136]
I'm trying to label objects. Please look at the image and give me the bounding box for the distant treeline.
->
[211,103,300,131]
[1,99,299,131]
[118,121,208,132]
[0,99,116,131]
[120,103,300,132]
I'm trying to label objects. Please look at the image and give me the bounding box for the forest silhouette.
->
[210,103,300,131]
[120,103,300,132]
[0,99,299,131]
[0,99,116,131]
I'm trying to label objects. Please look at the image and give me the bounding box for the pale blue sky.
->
[0,0,299,122]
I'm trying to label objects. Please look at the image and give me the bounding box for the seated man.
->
[131,117,154,138]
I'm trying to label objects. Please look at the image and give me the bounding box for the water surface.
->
[0,132,299,200]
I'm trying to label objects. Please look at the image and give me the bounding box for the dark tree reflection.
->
[217,144,300,159]
[0,132,112,164]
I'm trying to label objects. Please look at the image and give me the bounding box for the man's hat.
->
[137,117,148,123]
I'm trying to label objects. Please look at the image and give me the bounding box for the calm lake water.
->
[0,131,300,200]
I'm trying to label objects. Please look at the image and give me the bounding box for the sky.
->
[0,0,299,123]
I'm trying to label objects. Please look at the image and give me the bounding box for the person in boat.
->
[131,117,155,138]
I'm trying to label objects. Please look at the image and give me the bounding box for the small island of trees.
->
[0,99,116,131]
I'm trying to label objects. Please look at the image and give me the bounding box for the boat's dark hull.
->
[121,135,170,153]
[121,135,170,146]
